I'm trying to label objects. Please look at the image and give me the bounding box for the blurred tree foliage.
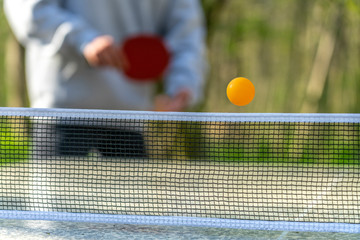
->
[0,0,8,106]
[204,0,360,113]
[1,0,360,113]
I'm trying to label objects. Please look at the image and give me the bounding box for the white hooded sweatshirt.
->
[4,0,207,110]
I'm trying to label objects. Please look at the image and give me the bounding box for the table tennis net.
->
[0,108,359,233]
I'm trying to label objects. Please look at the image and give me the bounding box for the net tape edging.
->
[0,107,360,123]
[0,211,359,233]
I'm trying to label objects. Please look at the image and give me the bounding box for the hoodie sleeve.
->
[4,0,100,56]
[163,0,208,107]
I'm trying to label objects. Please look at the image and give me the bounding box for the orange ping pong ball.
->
[226,77,255,106]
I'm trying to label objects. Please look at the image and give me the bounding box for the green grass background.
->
[149,121,360,164]
[0,118,30,164]
[1,119,359,165]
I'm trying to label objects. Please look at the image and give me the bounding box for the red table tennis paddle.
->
[120,34,170,81]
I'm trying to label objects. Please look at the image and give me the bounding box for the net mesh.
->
[0,108,359,232]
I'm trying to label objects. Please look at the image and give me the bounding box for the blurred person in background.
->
[4,0,207,158]
[4,0,207,112]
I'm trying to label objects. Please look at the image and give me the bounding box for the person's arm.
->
[4,0,105,59]
[155,0,207,111]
